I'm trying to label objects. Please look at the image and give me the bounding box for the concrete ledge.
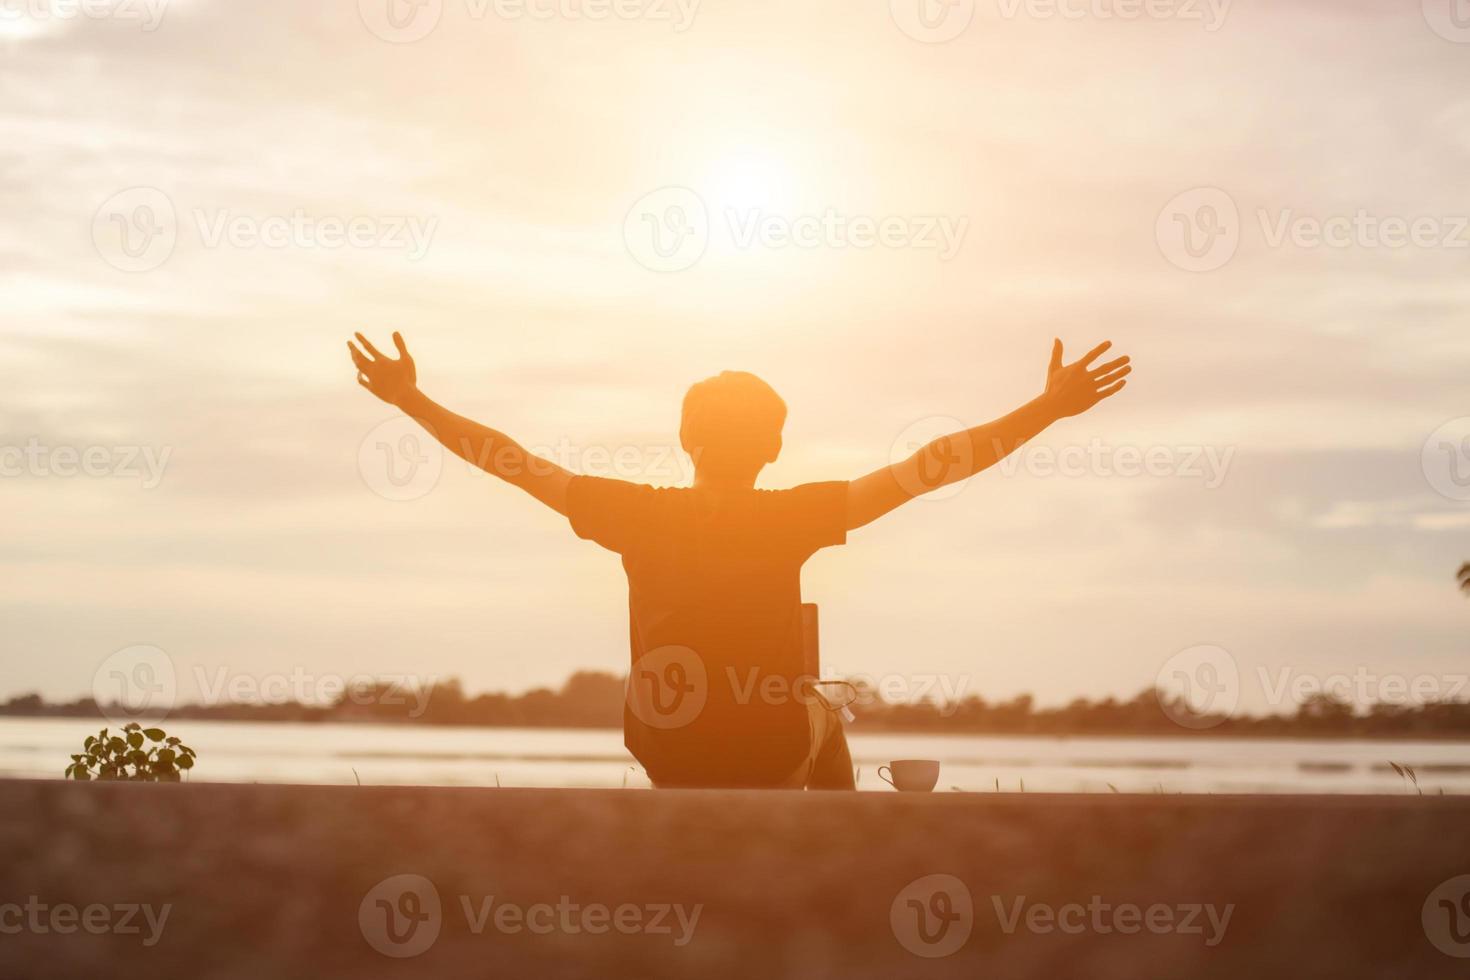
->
[1,780,1467,978]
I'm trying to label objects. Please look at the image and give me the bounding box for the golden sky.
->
[3,0,1469,714]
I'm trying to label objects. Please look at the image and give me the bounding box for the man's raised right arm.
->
[349,331,572,515]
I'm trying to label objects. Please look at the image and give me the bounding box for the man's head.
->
[680,371,786,482]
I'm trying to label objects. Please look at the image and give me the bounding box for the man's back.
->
[568,477,848,786]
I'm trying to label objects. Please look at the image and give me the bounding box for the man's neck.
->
[692,470,759,492]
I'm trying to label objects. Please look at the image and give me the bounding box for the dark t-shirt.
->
[567,476,848,787]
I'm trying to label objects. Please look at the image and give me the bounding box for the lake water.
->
[4,717,1468,794]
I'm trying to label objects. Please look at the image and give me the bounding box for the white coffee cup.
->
[878,759,940,792]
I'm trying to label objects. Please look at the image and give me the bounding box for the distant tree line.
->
[849,687,1470,738]
[6,670,1470,738]
[0,672,626,729]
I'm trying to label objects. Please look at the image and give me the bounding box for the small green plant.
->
[65,722,196,782]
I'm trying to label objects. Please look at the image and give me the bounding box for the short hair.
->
[680,371,786,468]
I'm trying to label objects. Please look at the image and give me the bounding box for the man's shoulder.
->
[757,480,849,494]
[754,480,850,506]
[571,475,687,495]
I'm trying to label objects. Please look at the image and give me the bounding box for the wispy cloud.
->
[3,0,1468,707]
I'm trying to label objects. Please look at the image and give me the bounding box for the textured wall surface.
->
[2,781,1468,978]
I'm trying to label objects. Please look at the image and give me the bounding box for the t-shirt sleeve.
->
[566,476,657,555]
[771,481,849,557]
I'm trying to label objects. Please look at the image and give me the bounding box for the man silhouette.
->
[349,333,1130,789]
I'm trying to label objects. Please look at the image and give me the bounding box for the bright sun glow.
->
[701,149,801,214]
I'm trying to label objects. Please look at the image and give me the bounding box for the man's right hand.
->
[349,331,418,408]
[347,333,574,515]
[1042,338,1130,419]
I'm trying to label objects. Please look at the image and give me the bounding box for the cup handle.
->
[878,765,895,788]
